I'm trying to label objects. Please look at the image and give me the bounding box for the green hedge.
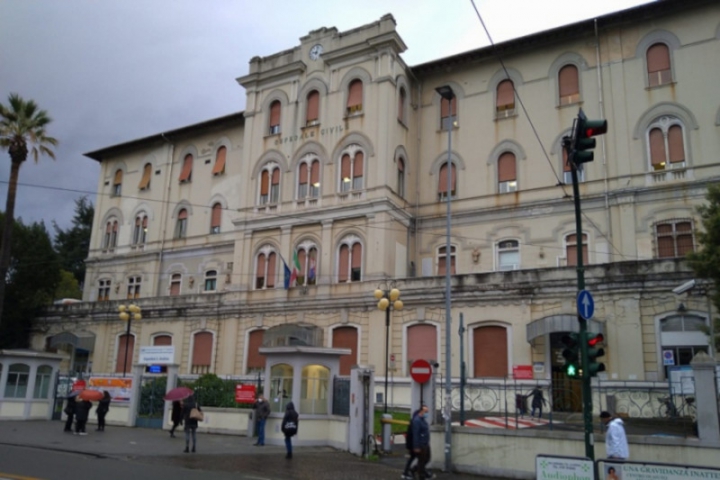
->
[178,374,256,409]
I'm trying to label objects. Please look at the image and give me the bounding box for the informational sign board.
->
[87,377,133,403]
[410,359,432,384]
[662,350,675,366]
[513,365,534,380]
[235,384,256,403]
[536,455,593,480]
[71,379,86,392]
[598,460,720,480]
[138,346,175,365]
[667,365,694,395]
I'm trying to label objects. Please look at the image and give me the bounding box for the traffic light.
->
[571,109,607,165]
[586,333,606,377]
[561,333,581,378]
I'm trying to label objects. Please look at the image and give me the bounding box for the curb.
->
[0,441,111,459]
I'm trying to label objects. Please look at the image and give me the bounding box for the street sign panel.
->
[577,290,595,320]
[410,359,432,384]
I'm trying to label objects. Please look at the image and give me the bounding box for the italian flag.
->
[289,251,301,287]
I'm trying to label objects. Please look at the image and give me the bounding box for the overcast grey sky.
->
[0,0,651,232]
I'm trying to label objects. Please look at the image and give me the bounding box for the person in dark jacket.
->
[530,387,547,419]
[74,399,92,435]
[63,396,76,432]
[402,409,421,480]
[410,405,431,479]
[96,391,111,431]
[253,394,271,446]
[182,395,202,453]
[280,402,299,459]
[170,400,183,438]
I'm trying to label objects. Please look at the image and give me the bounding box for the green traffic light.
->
[566,363,578,377]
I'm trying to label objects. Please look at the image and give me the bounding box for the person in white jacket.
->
[601,411,629,459]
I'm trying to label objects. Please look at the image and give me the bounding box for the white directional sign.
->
[577,290,595,320]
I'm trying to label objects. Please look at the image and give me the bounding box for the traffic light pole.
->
[564,135,595,460]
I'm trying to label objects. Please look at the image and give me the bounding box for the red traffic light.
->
[588,333,604,347]
[584,121,607,137]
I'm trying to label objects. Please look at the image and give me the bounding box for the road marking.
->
[453,416,557,429]
[0,473,43,480]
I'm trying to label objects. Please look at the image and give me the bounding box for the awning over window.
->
[49,331,96,352]
[526,314,604,343]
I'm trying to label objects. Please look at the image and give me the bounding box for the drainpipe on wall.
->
[595,19,613,258]
[156,133,175,297]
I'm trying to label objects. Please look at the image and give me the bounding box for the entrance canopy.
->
[49,331,96,352]
[526,314,604,343]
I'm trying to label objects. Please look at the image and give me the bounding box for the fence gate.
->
[136,375,166,428]
[332,376,351,416]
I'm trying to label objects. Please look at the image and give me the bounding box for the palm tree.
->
[0,93,58,326]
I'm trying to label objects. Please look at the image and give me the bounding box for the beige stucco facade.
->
[33,1,720,395]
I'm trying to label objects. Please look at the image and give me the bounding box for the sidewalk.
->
[0,420,495,480]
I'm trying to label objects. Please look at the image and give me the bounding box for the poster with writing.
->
[88,377,133,403]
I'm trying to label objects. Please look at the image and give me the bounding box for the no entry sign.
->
[410,359,432,384]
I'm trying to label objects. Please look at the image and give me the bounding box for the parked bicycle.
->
[657,395,695,419]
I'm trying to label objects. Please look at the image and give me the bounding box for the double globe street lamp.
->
[118,304,142,377]
[374,285,403,414]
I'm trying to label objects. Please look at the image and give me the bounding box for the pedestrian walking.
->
[600,411,629,459]
[170,400,183,438]
[281,401,299,459]
[95,391,111,431]
[530,387,547,419]
[182,395,202,453]
[63,396,76,433]
[402,409,421,480]
[253,394,271,446]
[74,399,92,435]
[410,405,431,479]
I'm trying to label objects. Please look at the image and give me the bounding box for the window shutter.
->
[450,163,457,192]
[647,43,670,73]
[139,163,152,189]
[676,222,694,256]
[668,125,685,163]
[332,326,358,375]
[142,216,148,228]
[260,170,270,195]
[341,154,351,181]
[178,209,188,220]
[170,274,181,296]
[649,128,666,167]
[211,203,222,229]
[496,80,514,110]
[115,334,134,373]
[563,149,571,172]
[179,154,193,182]
[338,245,349,282]
[497,152,516,182]
[112,221,118,233]
[212,146,227,175]
[153,335,172,346]
[192,332,213,368]
[473,326,508,377]
[558,65,579,98]
[407,324,438,364]
[246,330,266,371]
[450,96,457,116]
[310,160,320,185]
[269,101,281,127]
[438,256,446,275]
[114,169,123,185]
[398,158,404,172]
[299,163,308,186]
[271,168,280,185]
[306,91,319,123]
[351,243,362,270]
[440,96,457,118]
[353,152,364,178]
[266,252,277,288]
[438,164,448,193]
[657,235,674,258]
[398,88,406,122]
[347,80,363,108]
[256,254,266,285]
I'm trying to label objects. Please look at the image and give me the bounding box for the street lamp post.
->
[436,84,454,473]
[374,284,403,413]
[118,304,142,377]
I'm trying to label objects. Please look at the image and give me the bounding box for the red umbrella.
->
[164,387,194,401]
[78,389,104,401]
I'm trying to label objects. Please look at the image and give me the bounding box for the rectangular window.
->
[498,241,520,271]
[169,275,181,296]
[566,234,588,267]
[656,221,694,258]
[98,280,111,301]
[127,276,141,299]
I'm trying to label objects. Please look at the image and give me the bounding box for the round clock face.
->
[309,44,323,60]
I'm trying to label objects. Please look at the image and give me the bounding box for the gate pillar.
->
[163,364,180,431]
[127,364,144,427]
[348,365,374,457]
[690,352,720,445]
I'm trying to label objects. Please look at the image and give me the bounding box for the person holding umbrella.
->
[170,400,183,438]
[96,391,111,431]
[164,386,193,438]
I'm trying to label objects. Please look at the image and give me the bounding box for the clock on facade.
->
[309,44,323,60]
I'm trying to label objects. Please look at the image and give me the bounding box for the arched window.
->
[153,335,172,346]
[204,270,217,292]
[565,233,588,267]
[139,163,152,190]
[306,90,320,126]
[660,314,708,378]
[297,157,321,200]
[332,326,358,375]
[179,154,193,183]
[338,237,362,283]
[339,147,364,193]
[5,363,30,398]
[647,117,686,171]
[398,87,407,123]
[33,365,53,399]
[255,248,277,289]
[212,146,227,176]
[473,326,508,377]
[406,324,438,372]
[347,79,363,115]
[296,244,318,286]
[497,152,517,193]
[115,334,134,374]
[437,163,456,201]
[113,169,123,196]
[558,65,580,105]
[98,279,111,301]
[397,157,405,198]
[169,273,182,296]
[175,208,188,239]
[191,331,213,374]
[647,43,672,87]
[246,329,266,373]
[104,219,119,249]
[438,245,456,275]
[440,95,457,128]
[259,164,281,205]
[497,240,520,271]
[210,203,222,234]
[301,364,329,414]
[655,220,694,258]
[270,363,293,413]
[133,214,148,245]
[496,80,515,117]
[269,100,281,135]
